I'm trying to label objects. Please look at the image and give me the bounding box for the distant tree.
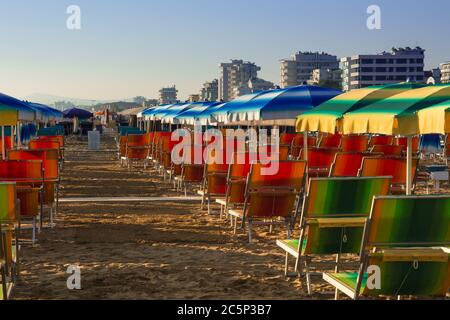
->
[318,80,342,91]
[133,96,146,105]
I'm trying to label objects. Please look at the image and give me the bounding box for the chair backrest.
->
[7,149,59,180]
[369,135,394,147]
[0,182,17,222]
[0,136,13,155]
[329,152,370,177]
[300,177,392,255]
[445,135,450,157]
[0,160,43,182]
[341,135,369,152]
[394,136,420,154]
[36,135,64,148]
[258,144,290,162]
[318,133,342,148]
[29,140,62,158]
[307,148,341,168]
[370,144,404,156]
[244,161,307,218]
[359,156,418,187]
[127,134,151,147]
[357,195,450,297]
[279,133,298,145]
[290,135,317,158]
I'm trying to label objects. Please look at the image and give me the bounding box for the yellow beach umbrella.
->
[342,84,450,194]
[414,100,450,135]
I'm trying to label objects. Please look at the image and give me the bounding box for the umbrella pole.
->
[303,132,309,162]
[17,122,21,149]
[406,135,413,196]
[1,126,5,160]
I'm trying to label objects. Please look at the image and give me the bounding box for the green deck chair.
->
[323,195,450,300]
[277,177,392,295]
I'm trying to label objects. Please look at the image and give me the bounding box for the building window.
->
[361,76,373,81]
[397,67,407,72]
[397,59,407,64]
[375,76,387,81]
[362,67,373,72]
[375,67,387,72]
[376,59,387,64]
[361,59,374,64]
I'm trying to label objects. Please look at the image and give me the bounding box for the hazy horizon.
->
[1,0,450,101]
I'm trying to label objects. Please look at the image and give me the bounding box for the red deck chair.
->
[341,135,369,152]
[370,144,404,156]
[0,160,43,242]
[216,152,255,220]
[359,156,419,194]
[228,161,307,243]
[307,148,341,177]
[369,135,394,147]
[178,144,206,196]
[318,133,342,148]
[259,144,290,162]
[0,136,13,159]
[290,135,317,159]
[393,136,420,155]
[280,133,299,145]
[122,134,151,170]
[446,135,450,164]
[7,149,59,227]
[29,140,63,168]
[329,152,373,177]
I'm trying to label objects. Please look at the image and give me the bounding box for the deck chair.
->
[0,160,43,244]
[216,152,254,221]
[445,135,450,165]
[290,135,317,159]
[121,134,151,170]
[280,133,299,145]
[318,133,342,149]
[35,135,65,162]
[306,148,341,177]
[370,145,404,156]
[341,135,369,152]
[259,144,290,162]
[177,145,205,196]
[0,182,19,299]
[0,136,13,159]
[229,161,307,243]
[368,135,394,148]
[277,177,391,295]
[329,152,373,177]
[324,195,450,300]
[29,139,63,169]
[394,136,420,156]
[359,156,419,194]
[7,149,59,228]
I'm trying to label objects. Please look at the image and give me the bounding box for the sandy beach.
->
[12,134,449,300]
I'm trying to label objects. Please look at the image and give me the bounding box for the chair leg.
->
[284,252,290,276]
[32,217,36,246]
[1,265,7,300]
[207,196,211,215]
[334,253,341,300]
[304,260,312,295]
[247,220,253,244]
[233,216,238,234]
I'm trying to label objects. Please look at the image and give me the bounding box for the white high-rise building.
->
[341,47,425,91]
[280,51,339,88]
[159,86,178,104]
[219,60,261,101]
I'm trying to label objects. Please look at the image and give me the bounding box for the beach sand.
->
[13,134,449,300]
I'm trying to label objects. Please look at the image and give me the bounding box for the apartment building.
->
[200,79,218,101]
[440,62,450,84]
[219,60,261,101]
[280,51,339,88]
[341,47,425,91]
[159,86,178,104]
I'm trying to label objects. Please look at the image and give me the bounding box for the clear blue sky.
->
[1,0,450,101]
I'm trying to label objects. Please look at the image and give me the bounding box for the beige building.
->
[308,68,342,88]
[440,62,450,84]
[159,86,178,104]
[188,94,200,102]
[200,79,218,101]
[280,51,339,88]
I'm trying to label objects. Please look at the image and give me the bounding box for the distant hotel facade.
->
[219,60,261,101]
[280,51,339,88]
[200,79,219,101]
[159,86,178,104]
[440,62,450,84]
[341,47,425,91]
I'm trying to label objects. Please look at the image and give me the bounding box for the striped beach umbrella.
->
[227,85,341,126]
[296,83,426,134]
